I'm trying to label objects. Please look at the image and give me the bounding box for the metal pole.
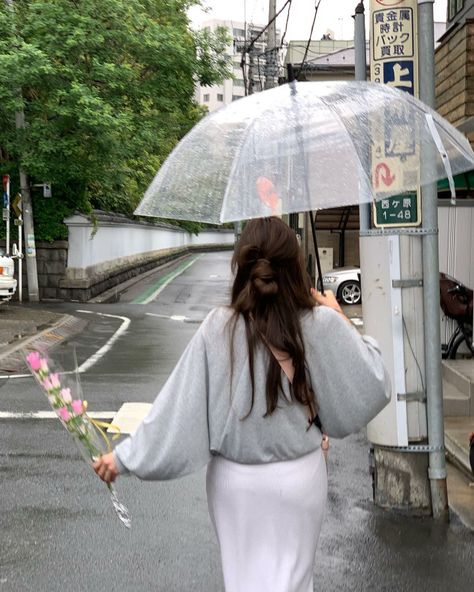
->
[354,2,366,81]
[418,0,449,520]
[5,0,40,301]
[3,175,10,254]
[265,0,277,89]
[15,108,40,302]
[287,63,324,293]
[18,214,22,302]
[354,1,371,231]
[309,212,324,294]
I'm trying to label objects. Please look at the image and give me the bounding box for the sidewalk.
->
[0,302,86,373]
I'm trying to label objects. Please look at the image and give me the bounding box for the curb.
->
[88,252,194,304]
[0,314,88,373]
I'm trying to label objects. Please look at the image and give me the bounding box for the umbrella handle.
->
[309,211,324,295]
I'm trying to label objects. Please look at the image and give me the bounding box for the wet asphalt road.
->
[0,251,473,592]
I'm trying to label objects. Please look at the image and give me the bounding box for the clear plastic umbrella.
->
[135,80,474,224]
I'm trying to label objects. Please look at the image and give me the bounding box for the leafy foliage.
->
[0,0,231,240]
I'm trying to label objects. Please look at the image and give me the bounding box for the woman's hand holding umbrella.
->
[311,288,351,325]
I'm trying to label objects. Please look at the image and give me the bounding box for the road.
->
[0,251,473,592]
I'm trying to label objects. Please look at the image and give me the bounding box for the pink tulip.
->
[49,373,61,389]
[40,358,49,373]
[42,378,53,391]
[26,352,42,371]
[57,407,71,422]
[60,388,72,403]
[71,399,84,415]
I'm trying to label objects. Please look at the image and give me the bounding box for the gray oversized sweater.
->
[113,305,391,480]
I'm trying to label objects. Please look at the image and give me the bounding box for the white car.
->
[0,253,17,303]
[321,266,362,305]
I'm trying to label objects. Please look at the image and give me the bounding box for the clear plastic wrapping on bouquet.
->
[25,350,131,528]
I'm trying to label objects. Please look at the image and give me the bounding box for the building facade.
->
[436,1,474,141]
[194,20,281,113]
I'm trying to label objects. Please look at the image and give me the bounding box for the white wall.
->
[65,213,234,271]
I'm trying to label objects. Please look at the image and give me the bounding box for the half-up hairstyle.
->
[230,217,317,421]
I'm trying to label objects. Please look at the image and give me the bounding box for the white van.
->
[0,251,17,303]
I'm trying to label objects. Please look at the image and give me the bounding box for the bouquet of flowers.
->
[26,350,131,528]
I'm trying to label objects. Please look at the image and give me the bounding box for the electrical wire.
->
[241,0,291,94]
[297,0,323,79]
[280,0,293,49]
[402,314,426,397]
[256,54,263,91]
[243,0,292,57]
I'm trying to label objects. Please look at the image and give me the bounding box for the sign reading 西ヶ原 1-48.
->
[370,0,421,227]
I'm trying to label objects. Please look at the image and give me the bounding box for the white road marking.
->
[75,310,130,372]
[145,312,190,322]
[0,372,31,380]
[0,311,130,380]
[0,411,116,420]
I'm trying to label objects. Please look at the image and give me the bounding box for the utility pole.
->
[363,0,442,518]
[353,1,371,231]
[5,0,39,301]
[265,0,277,89]
[418,0,449,521]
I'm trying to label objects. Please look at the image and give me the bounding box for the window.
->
[448,0,464,20]
[233,79,245,87]
[217,94,224,102]
[203,94,210,102]
[232,95,242,101]
[233,28,246,38]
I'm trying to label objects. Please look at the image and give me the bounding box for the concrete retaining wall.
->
[3,212,234,302]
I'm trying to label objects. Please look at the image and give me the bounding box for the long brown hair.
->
[230,217,317,420]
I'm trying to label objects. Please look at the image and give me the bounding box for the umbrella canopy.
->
[135,81,474,224]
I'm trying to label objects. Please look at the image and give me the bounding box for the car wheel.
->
[338,281,361,305]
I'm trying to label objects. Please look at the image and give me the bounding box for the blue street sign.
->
[383,60,415,95]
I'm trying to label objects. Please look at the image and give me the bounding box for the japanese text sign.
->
[370,0,421,226]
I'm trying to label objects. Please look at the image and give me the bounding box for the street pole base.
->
[372,446,432,515]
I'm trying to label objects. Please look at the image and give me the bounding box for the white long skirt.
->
[206,448,327,592]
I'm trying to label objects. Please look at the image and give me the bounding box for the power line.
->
[242,0,291,59]
[296,0,323,79]
[280,0,293,49]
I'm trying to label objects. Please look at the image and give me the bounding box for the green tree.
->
[0,0,231,240]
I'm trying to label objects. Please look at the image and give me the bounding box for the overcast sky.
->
[188,1,448,41]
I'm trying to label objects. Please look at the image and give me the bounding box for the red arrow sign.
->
[374,163,396,189]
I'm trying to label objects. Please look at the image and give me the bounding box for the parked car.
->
[0,252,17,303]
[320,266,362,305]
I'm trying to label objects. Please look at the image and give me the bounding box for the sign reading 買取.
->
[371,5,417,93]
[370,0,421,227]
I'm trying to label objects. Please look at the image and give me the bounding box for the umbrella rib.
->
[219,121,255,224]
[317,94,376,206]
